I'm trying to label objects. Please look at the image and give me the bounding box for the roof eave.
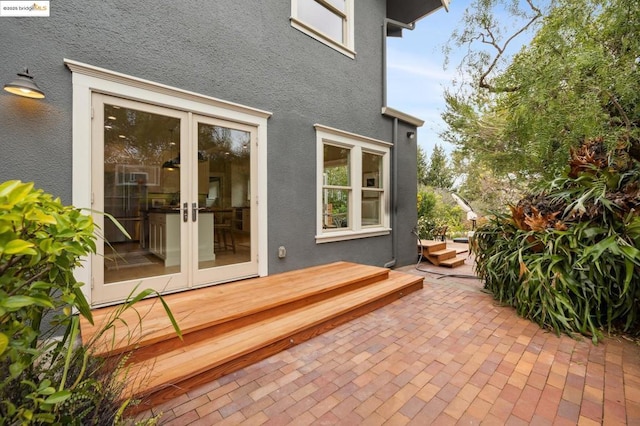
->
[387,0,449,26]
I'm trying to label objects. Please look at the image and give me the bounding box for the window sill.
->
[290,17,356,59]
[315,227,391,244]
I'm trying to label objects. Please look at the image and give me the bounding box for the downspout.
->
[382,18,415,269]
[384,117,399,268]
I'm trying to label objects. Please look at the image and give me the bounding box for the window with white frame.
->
[315,125,391,243]
[291,0,355,58]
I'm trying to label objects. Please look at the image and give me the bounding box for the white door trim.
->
[66,59,271,305]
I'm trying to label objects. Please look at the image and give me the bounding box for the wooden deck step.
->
[425,249,458,266]
[427,248,457,262]
[79,262,423,413]
[417,239,468,269]
[122,270,422,409]
[439,256,466,268]
[81,261,389,357]
[418,240,446,254]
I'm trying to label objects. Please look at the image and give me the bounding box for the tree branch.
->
[606,91,632,140]
[478,0,543,92]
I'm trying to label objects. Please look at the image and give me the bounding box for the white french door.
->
[91,94,258,306]
[191,115,258,286]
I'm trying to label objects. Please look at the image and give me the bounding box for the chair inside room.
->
[214,209,236,253]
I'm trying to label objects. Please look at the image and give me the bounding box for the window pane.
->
[298,0,344,43]
[197,123,252,268]
[103,104,181,283]
[324,188,349,229]
[325,0,346,12]
[324,144,350,186]
[362,190,381,226]
[362,152,382,188]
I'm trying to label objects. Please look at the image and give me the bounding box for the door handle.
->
[183,202,189,222]
[192,203,205,221]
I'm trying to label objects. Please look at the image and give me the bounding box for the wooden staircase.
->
[79,261,423,412]
[418,240,466,268]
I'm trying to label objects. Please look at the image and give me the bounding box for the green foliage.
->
[497,0,640,173]
[417,186,467,239]
[417,145,428,187]
[416,145,469,238]
[422,144,456,190]
[417,189,437,239]
[451,156,526,217]
[444,0,640,185]
[472,143,640,342]
[0,180,176,424]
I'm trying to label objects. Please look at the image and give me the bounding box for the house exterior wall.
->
[0,1,419,273]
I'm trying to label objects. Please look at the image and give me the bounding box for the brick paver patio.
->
[140,250,640,425]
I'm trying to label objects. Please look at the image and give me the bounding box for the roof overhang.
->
[387,0,449,34]
[381,106,425,127]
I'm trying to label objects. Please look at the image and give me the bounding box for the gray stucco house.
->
[1,0,448,307]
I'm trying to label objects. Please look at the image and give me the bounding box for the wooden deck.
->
[418,239,467,268]
[79,261,423,412]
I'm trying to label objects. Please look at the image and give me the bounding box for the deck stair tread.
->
[79,262,423,411]
[418,239,467,269]
[426,249,457,261]
[81,261,389,356]
[121,270,422,398]
[418,240,446,253]
[439,256,466,268]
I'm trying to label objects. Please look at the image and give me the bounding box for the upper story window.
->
[291,0,355,58]
[315,125,390,243]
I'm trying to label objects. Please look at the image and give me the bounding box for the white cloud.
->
[388,61,452,81]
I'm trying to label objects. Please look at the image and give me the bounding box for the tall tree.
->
[417,145,428,186]
[442,0,640,184]
[424,144,455,190]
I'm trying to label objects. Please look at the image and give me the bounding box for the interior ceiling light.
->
[162,158,180,170]
[3,68,45,99]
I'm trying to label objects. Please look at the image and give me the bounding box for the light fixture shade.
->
[162,157,180,170]
[4,69,45,99]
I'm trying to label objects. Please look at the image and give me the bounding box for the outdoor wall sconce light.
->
[3,68,45,99]
[407,131,416,139]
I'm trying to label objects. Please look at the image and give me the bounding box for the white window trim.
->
[64,58,272,301]
[315,124,391,243]
[290,0,356,59]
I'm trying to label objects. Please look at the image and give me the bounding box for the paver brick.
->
[136,257,639,425]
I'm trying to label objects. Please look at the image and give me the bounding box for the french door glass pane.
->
[197,123,251,268]
[103,104,181,283]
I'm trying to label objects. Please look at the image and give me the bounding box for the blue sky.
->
[386,1,472,156]
[386,0,538,156]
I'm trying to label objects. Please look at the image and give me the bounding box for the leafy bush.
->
[472,140,640,343]
[417,186,467,239]
[0,180,168,424]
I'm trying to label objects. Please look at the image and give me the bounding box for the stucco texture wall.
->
[0,0,419,273]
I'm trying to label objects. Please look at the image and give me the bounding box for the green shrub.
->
[472,140,640,343]
[0,180,174,424]
[417,186,467,239]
